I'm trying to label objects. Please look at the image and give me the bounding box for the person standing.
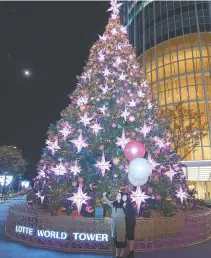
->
[103,192,127,258]
[123,193,136,258]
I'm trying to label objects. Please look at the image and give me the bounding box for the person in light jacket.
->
[103,192,127,258]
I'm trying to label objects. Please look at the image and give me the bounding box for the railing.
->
[0,194,24,203]
[5,204,211,253]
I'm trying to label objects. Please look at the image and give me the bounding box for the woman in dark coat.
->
[122,193,136,258]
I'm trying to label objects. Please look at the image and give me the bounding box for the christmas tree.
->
[34,0,192,217]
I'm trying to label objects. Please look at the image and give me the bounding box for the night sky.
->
[0,1,109,179]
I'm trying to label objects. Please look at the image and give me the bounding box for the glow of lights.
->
[67,184,91,215]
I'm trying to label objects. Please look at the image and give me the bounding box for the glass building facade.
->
[120,0,211,161]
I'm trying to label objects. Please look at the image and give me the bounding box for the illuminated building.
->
[120,1,211,199]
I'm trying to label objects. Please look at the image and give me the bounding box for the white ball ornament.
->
[128,158,152,181]
[128,174,148,187]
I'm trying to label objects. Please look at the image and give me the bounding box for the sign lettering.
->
[15,225,109,242]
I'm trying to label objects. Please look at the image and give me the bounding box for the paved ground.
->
[1,198,211,258]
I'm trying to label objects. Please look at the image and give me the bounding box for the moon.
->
[23,69,32,78]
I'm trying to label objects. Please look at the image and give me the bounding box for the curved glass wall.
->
[139,32,211,160]
[121,1,211,161]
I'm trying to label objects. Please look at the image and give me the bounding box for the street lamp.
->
[21,181,30,189]
[0,174,13,187]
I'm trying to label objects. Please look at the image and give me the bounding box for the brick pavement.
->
[1,198,211,258]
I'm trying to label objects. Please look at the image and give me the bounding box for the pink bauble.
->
[129,116,135,122]
[119,165,124,170]
[120,97,125,102]
[148,187,153,193]
[72,181,77,187]
[112,123,116,128]
[64,162,69,167]
[155,195,161,201]
[60,122,66,128]
[130,132,136,137]
[78,177,84,183]
[80,106,86,112]
[40,159,44,164]
[99,145,104,151]
[124,83,128,87]
[124,140,146,161]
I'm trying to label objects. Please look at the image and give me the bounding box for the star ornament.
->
[111,28,118,35]
[37,169,46,179]
[128,99,136,107]
[95,152,111,176]
[107,0,122,15]
[116,56,122,65]
[70,160,81,176]
[140,123,151,137]
[103,68,110,77]
[131,187,150,215]
[98,53,105,62]
[137,89,145,98]
[120,25,127,34]
[116,128,130,149]
[67,184,91,215]
[70,132,88,153]
[89,122,103,136]
[51,162,67,176]
[176,186,188,205]
[59,125,72,140]
[100,84,110,94]
[121,106,130,121]
[98,105,108,115]
[147,101,153,109]
[119,72,127,80]
[76,96,89,107]
[98,34,107,41]
[147,152,160,170]
[165,167,177,183]
[46,137,61,155]
[78,113,93,127]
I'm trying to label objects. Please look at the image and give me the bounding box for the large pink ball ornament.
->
[124,140,146,161]
[128,174,148,187]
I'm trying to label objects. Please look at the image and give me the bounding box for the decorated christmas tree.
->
[34,0,193,217]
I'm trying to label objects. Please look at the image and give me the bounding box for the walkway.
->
[1,198,211,258]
